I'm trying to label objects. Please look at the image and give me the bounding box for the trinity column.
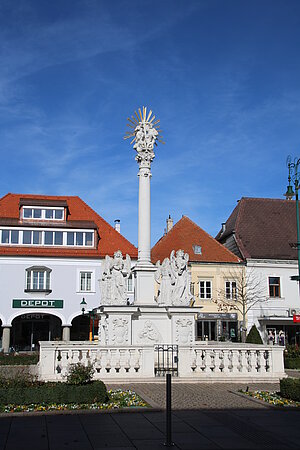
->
[124,107,164,305]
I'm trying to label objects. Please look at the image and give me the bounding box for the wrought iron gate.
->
[154,344,178,377]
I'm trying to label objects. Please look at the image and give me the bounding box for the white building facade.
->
[0,194,137,352]
[217,197,300,345]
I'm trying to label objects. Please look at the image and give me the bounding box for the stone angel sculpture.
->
[169,249,193,306]
[155,258,174,305]
[101,250,131,305]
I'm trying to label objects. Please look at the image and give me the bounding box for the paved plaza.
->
[0,380,299,449]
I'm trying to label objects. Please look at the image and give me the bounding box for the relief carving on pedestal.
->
[138,320,161,343]
[175,318,193,345]
[112,317,129,345]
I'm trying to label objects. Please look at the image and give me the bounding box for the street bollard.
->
[164,373,173,447]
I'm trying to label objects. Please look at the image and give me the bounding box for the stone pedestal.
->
[132,264,157,306]
[96,306,201,347]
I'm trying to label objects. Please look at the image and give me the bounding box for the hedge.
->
[284,358,300,369]
[0,380,108,405]
[280,378,300,402]
[0,353,39,366]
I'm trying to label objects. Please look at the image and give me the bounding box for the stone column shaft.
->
[2,327,11,353]
[62,326,71,341]
[138,164,151,264]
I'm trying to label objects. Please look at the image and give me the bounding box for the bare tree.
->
[213,267,266,343]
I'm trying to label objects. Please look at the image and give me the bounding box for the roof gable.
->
[152,216,240,264]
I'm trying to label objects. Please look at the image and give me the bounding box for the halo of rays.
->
[124,106,165,145]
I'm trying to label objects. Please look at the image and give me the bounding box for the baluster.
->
[256,350,262,373]
[218,350,224,373]
[124,349,131,373]
[231,349,240,373]
[133,349,141,372]
[264,350,270,372]
[227,350,233,372]
[209,350,216,372]
[201,349,208,372]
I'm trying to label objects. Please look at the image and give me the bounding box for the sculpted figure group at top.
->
[155,249,194,306]
[101,250,131,305]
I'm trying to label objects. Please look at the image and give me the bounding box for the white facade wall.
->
[0,256,135,327]
[246,259,299,342]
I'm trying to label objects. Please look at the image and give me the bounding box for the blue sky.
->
[1,0,299,247]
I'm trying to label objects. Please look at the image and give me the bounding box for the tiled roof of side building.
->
[151,216,241,264]
[216,197,297,260]
[0,193,138,259]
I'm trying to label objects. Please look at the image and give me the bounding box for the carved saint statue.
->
[101,250,131,305]
[155,249,193,306]
[155,258,174,305]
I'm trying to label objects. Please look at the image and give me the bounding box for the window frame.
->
[0,228,95,248]
[198,280,212,300]
[22,206,65,221]
[225,280,237,300]
[77,269,95,293]
[25,266,52,293]
[268,276,281,298]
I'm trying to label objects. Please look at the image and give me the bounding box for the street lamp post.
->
[285,156,300,293]
[80,298,97,341]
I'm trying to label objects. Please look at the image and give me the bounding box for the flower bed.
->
[0,389,149,413]
[241,389,300,407]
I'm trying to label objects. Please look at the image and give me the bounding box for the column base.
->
[132,264,157,306]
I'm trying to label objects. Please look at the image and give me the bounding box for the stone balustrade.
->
[38,341,286,382]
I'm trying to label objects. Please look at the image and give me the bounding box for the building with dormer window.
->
[0,193,137,352]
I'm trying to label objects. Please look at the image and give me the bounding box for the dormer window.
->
[193,245,202,255]
[22,207,65,221]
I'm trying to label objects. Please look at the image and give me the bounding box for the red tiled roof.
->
[0,193,137,259]
[216,197,297,260]
[151,216,241,264]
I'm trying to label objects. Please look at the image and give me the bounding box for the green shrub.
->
[280,378,300,402]
[246,325,263,344]
[0,367,37,388]
[0,353,39,365]
[66,362,94,385]
[285,344,300,359]
[0,380,108,405]
[284,358,300,369]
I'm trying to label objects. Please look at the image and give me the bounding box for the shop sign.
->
[293,314,300,323]
[12,299,63,308]
[198,312,237,321]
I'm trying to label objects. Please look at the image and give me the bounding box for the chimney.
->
[221,223,226,234]
[114,219,121,233]
[166,215,173,233]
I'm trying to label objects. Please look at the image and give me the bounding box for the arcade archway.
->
[70,314,98,341]
[12,313,62,351]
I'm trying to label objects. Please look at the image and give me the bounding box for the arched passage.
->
[70,315,90,341]
[12,313,62,351]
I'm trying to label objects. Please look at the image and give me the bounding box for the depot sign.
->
[293,314,300,323]
[12,299,63,308]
